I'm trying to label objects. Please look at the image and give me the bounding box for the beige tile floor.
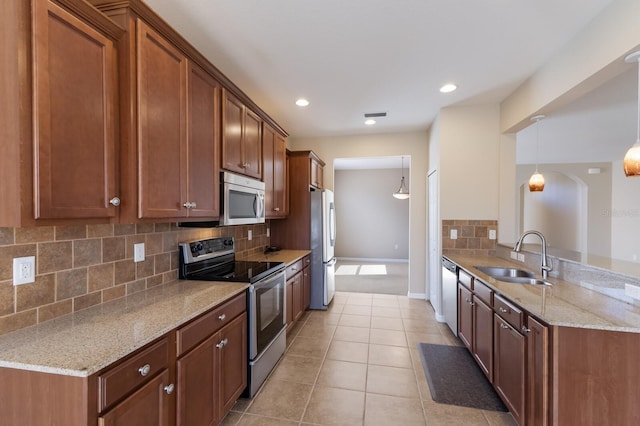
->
[222,292,517,425]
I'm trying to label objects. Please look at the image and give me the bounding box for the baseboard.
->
[407,292,427,299]
[337,257,409,263]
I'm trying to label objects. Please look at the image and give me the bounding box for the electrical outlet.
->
[450,229,457,240]
[248,229,252,241]
[510,251,518,260]
[134,243,145,263]
[13,256,35,285]
[266,227,270,237]
[489,229,496,240]
[517,253,525,262]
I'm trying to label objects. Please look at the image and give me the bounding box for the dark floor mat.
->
[417,342,508,412]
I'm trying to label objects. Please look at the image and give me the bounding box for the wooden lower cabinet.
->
[285,256,310,329]
[176,312,247,426]
[526,315,549,426]
[99,370,171,426]
[494,315,526,426]
[472,297,493,380]
[457,283,473,350]
[302,258,311,310]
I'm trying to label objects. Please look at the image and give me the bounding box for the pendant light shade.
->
[529,115,545,192]
[624,51,640,177]
[393,156,410,199]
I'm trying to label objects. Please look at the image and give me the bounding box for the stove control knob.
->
[224,239,233,246]
[196,242,204,252]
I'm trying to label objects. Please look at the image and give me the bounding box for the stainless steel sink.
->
[495,276,552,286]
[474,266,551,286]
[474,266,535,278]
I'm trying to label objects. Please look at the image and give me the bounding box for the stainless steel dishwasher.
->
[442,257,458,335]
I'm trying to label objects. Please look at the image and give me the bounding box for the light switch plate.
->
[450,229,457,240]
[13,256,35,285]
[266,227,270,237]
[248,229,253,241]
[489,229,496,240]
[134,243,145,263]
[517,253,526,262]
[510,251,518,260]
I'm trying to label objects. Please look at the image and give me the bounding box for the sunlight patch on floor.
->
[335,265,359,275]
[359,264,387,275]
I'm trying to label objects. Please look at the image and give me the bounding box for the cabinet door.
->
[494,315,526,426]
[473,297,493,381]
[99,369,171,426]
[33,0,118,219]
[302,264,310,310]
[292,273,303,322]
[176,336,217,426]
[286,280,293,328]
[527,316,549,426]
[221,90,245,174]
[243,108,263,179]
[218,313,248,420]
[187,62,220,218]
[137,19,188,218]
[457,284,473,351]
[273,133,287,215]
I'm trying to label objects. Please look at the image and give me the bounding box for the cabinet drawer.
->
[494,294,523,331]
[98,337,169,412]
[474,279,493,305]
[458,269,473,290]
[286,259,304,279]
[177,292,246,356]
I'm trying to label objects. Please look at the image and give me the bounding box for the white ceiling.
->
[143,0,613,138]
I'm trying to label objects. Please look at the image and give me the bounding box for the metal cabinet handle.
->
[500,323,509,330]
[522,327,531,334]
[291,267,297,272]
[138,364,151,376]
[109,197,121,206]
[164,384,175,394]
[218,313,226,321]
[499,307,509,314]
[183,201,197,209]
[274,207,280,211]
[216,338,228,349]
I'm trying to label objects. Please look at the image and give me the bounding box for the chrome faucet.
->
[514,230,552,279]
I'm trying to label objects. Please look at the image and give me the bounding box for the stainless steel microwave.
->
[220,172,265,226]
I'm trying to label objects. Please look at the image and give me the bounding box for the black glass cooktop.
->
[187,260,285,284]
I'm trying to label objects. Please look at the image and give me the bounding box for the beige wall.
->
[439,104,502,220]
[289,131,429,297]
[334,169,409,260]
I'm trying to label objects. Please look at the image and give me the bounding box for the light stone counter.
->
[0,280,248,377]
[247,249,311,265]
[446,254,640,333]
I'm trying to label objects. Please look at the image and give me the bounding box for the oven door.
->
[248,270,285,359]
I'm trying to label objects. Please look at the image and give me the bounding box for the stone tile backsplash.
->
[442,219,498,256]
[0,223,270,336]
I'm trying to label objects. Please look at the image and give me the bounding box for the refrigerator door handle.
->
[327,257,337,266]
[329,203,336,247]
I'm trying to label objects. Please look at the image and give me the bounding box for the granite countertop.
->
[247,249,311,265]
[0,280,249,377]
[446,254,640,333]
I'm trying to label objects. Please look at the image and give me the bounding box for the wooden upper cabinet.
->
[187,62,220,218]
[222,90,262,179]
[137,20,188,219]
[30,0,121,221]
[263,123,287,218]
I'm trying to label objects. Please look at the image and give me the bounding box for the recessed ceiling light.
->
[295,98,309,107]
[365,119,376,125]
[440,83,457,93]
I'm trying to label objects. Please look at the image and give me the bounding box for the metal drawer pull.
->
[500,323,509,329]
[164,384,174,395]
[216,338,228,349]
[218,313,226,321]
[499,307,510,314]
[138,364,151,376]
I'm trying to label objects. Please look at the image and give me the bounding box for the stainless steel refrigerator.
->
[309,189,336,309]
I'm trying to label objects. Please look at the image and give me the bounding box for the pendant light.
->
[623,51,640,177]
[393,156,410,199]
[528,115,545,192]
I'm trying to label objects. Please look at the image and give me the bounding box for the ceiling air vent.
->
[364,112,387,118]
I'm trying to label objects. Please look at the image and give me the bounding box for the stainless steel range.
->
[179,237,286,397]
